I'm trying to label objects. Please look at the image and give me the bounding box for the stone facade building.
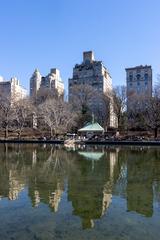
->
[69,51,117,128]
[30,68,64,99]
[69,51,112,96]
[0,77,27,102]
[30,69,42,98]
[41,69,64,96]
[126,65,152,110]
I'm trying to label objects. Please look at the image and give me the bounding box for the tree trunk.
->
[50,127,53,139]
[18,130,22,140]
[154,128,158,139]
[118,115,120,129]
[5,125,8,139]
[4,143,8,157]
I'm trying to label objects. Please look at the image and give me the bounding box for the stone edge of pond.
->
[0,139,160,146]
[84,140,160,146]
[0,140,64,144]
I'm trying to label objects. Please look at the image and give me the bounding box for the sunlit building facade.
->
[126,65,152,110]
[30,68,64,99]
[68,51,117,128]
[0,77,27,102]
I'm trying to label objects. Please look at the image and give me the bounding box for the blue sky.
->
[0,0,160,94]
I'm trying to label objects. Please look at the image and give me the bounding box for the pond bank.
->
[0,139,160,146]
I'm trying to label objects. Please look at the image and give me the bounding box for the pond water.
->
[0,144,160,240]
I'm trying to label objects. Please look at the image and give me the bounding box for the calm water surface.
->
[0,144,160,240]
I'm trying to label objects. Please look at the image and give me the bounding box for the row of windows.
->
[129,69,150,75]
[69,80,103,86]
[137,85,148,93]
[129,81,148,87]
[128,85,148,92]
[129,73,149,81]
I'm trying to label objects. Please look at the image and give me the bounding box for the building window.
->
[129,75,133,81]
[144,73,148,81]
[137,74,141,81]
[144,73,148,87]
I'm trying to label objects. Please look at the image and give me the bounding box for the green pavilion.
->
[78,122,104,138]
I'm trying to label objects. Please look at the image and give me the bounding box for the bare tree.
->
[13,98,35,139]
[154,75,160,97]
[35,88,60,105]
[127,85,160,138]
[70,84,97,109]
[113,86,127,129]
[127,98,145,130]
[69,84,110,128]
[92,92,110,129]
[144,95,160,138]
[0,94,14,139]
[39,98,76,137]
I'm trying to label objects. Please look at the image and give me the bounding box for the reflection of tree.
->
[0,144,73,213]
[102,182,112,217]
[0,153,9,198]
[49,183,63,212]
[112,148,128,198]
[28,147,69,212]
[67,150,119,229]
[8,170,25,200]
[126,149,160,217]
[0,144,33,200]
[42,147,66,175]
[68,158,105,229]
[1,144,160,228]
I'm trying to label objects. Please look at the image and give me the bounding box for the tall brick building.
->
[0,77,27,102]
[68,51,117,128]
[126,65,152,110]
[30,68,64,99]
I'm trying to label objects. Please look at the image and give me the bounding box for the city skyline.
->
[0,52,157,96]
[0,0,159,93]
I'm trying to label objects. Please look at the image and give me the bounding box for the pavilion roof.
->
[78,151,104,161]
[78,122,104,132]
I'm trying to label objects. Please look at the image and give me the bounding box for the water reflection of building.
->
[32,183,64,212]
[8,170,25,200]
[1,144,160,229]
[126,151,153,217]
[0,157,26,201]
[32,149,37,166]
[0,146,31,200]
[34,190,40,207]
[29,148,66,212]
[78,151,104,170]
[68,149,119,229]
[101,150,119,217]
[49,184,63,212]
[102,183,112,217]
[109,150,119,179]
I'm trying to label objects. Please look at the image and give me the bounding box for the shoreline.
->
[0,139,160,146]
